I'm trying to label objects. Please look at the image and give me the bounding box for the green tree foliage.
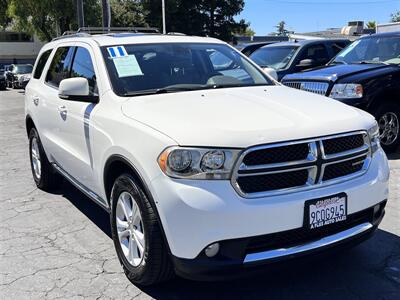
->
[276,20,287,36]
[391,11,400,22]
[366,21,376,29]
[3,0,248,42]
[6,0,101,41]
[0,0,11,29]
[144,0,248,42]
[110,0,147,27]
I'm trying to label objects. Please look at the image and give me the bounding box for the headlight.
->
[329,83,363,99]
[368,122,380,154]
[158,147,241,179]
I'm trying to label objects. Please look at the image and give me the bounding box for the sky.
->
[238,0,400,35]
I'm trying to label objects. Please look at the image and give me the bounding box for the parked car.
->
[282,31,400,152]
[6,64,33,88]
[25,32,389,285]
[0,69,6,90]
[250,39,350,81]
[237,42,278,56]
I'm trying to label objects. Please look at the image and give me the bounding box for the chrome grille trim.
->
[231,131,371,198]
[283,81,329,96]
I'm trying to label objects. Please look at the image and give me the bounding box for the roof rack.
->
[52,26,160,41]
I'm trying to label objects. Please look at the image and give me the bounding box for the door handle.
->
[32,96,39,106]
[58,105,67,118]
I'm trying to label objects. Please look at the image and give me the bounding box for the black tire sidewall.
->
[374,102,400,153]
[110,174,151,282]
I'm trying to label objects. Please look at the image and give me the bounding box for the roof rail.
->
[77,27,160,34]
[52,27,160,41]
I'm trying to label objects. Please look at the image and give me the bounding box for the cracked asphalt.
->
[0,89,399,299]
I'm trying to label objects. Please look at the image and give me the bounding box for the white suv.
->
[25,32,390,285]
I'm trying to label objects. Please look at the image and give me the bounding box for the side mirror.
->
[296,59,315,68]
[59,77,98,103]
[262,67,279,81]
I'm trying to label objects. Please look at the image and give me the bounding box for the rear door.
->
[35,45,75,159]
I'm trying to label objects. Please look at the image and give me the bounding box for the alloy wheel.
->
[378,112,399,146]
[31,137,41,180]
[116,191,145,267]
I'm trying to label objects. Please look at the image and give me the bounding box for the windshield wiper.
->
[330,60,347,65]
[355,60,389,65]
[123,84,207,97]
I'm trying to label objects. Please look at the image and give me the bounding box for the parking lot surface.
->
[0,89,399,299]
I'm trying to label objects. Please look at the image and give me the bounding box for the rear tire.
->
[373,102,400,153]
[29,128,60,190]
[110,174,174,286]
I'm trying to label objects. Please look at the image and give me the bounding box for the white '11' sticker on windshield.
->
[113,55,144,77]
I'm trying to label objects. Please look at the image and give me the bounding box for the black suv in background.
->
[282,32,400,152]
[250,39,350,81]
[0,69,6,90]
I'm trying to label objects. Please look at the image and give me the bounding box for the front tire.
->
[373,102,400,153]
[29,128,59,190]
[110,174,174,286]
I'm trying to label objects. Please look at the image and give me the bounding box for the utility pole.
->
[162,0,166,34]
[77,0,84,28]
[101,0,111,30]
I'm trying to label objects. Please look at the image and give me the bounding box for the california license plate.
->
[305,193,347,229]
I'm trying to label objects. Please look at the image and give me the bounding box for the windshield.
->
[14,65,33,74]
[101,43,272,96]
[250,46,298,70]
[332,36,400,65]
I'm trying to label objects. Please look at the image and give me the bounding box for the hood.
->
[121,86,375,148]
[282,63,394,82]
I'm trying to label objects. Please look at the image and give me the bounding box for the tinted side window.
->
[46,47,74,87]
[33,49,52,79]
[70,47,97,95]
[330,42,348,55]
[304,44,330,64]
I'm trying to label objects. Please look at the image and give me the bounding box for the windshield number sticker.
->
[107,46,128,58]
[113,55,144,78]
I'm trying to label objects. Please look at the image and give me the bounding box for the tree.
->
[6,0,102,41]
[276,20,287,36]
[391,11,400,22]
[0,0,11,29]
[366,21,376,29]
[110,0,147,27]
[143,0,248,42]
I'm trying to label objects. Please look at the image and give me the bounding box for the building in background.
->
[376,22,400,33]
[0,31,45,68]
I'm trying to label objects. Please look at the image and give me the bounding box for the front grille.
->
[237,170,309,194]
[323,134,365,155]
[246,206,374,254]
[323,156,366,181]
[232,132,370,197]
[283,81,329,96]
[242,143,309,166]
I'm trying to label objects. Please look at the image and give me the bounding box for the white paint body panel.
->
[25,34,390,260]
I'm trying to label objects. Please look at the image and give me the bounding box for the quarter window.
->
[70,47,97,95]
[33,49,52,79]
[46,47,74,87]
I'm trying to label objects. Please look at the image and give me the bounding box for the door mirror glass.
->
[59,77,98,103]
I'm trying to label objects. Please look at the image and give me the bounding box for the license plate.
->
[305,193,347,229]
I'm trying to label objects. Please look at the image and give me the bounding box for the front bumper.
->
[149,148,389,276]
[171,201,385,280]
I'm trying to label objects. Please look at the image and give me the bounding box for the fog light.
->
[205,243,220,257]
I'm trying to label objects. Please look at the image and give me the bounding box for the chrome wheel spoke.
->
[115,191,145,267]
[379,112,399,146]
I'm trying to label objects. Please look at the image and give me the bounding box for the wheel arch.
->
[367,88,400,114]
[103,154,173,254]
[25,114,36,137]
